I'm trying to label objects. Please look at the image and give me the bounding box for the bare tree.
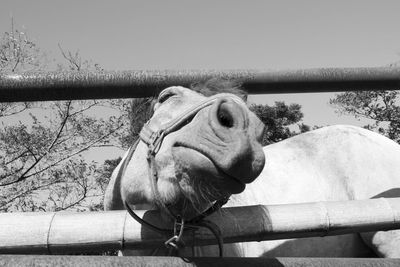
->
[0,20,131,211]
[0,17,48,73]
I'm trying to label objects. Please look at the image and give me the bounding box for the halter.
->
[122,94,243,256]
[139,94,238,219]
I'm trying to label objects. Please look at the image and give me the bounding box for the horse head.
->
[105,85,265,220]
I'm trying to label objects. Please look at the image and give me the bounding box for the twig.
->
[0,123,123,186]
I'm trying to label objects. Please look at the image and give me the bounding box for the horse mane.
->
[190,78,248,102]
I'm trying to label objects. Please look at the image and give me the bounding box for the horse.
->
[104,85,400,257]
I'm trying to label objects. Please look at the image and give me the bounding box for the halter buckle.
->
[164,217,185,250]
[148,130,165,156]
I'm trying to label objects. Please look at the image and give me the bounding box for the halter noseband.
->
[139,93,241,156]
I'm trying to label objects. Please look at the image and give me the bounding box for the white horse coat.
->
[105,86,400,257]
[206,125,400,257]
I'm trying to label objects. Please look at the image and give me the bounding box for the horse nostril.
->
[217,103,234,128]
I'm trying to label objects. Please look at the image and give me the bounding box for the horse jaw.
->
[117,137,223,219]
[119,142,160,206]
[119,141,189,214]
[117,87,265,219]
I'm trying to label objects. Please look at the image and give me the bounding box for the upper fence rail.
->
[1,67,400,102]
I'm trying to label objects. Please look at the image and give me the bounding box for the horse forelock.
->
[190,78,247,102]
[129,79,247,134]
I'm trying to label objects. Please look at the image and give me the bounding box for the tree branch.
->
[47,101,71,152]
[58,44,81,71]
[0,102,72,186]
[4,149,29,165]
[68,100,98,117]
[57,183,87,211]
[0,179,63,210]
[0,123,123,186]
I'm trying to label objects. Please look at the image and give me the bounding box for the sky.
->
[1,0,400,159]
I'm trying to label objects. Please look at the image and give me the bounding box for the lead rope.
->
[124,201,225,257]
[121,95,236,257]
[119,140,227,257]
[141,130,226,257]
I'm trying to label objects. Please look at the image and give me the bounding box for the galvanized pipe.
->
[0,255,399,267]
[1,67,400,102]
[0,198,399,254]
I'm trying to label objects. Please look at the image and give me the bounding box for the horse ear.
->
[191,78,247,101]
[150,98,158,111]
[153,102,160,111]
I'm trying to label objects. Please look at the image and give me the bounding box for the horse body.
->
[203,124,400,257]
[105,86,400,257]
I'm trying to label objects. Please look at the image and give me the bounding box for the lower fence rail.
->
[0,198,400,254]
[0,256,399,267]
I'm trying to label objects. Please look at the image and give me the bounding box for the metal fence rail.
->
[1,198,399,254]
[0,255,399,267]
[1,67,400,101]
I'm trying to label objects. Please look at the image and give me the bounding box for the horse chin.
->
[171,146,245,200]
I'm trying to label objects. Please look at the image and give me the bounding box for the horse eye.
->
[158,91,176,103]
